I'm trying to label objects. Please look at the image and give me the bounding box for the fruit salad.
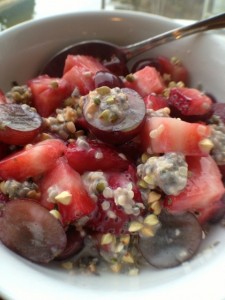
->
[0,52,224,275]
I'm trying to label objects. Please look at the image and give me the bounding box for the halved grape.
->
[56,226,84,260]
[102,55,128,76]
[0,199,67,263]
[94,71,123,89]
[139,210,202,268]
[0,104,42,145]
[83,87,146,145]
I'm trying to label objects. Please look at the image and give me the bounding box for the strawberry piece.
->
[124,66,165,98]
[66,138,129,174]
[144,93,168,110]
[140,116,212,156]
[131,56,189,85]
[164,156,225,224]
[168,87,213,117]
[88,194,131,235]
[87,166,143,235]
[108,165,142,201]
[39,158,96,224]
[0,139,66,181]
[28,75,71,117]
[62,55,107,95]
[157,56,189,84]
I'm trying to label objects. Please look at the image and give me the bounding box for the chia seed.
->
[137,152,188,195]
[0,179,39,199]
[209,120,225,165]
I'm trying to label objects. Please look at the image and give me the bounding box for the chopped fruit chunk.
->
[158,56,189,84]
[131,56,189,85]
[63,55,107,95]
[86,166,143,235]
[164,156,225,224]
[124,66,165,98]
[0,51,224,274]
[66,138,129,173]
[28,75,71,117]
[144,93,168,110]
[0,139,66,181]
[168,87,213,118]
[140,117,212,155]
[39,158,96,224]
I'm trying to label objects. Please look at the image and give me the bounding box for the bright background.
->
[0,0,225,31]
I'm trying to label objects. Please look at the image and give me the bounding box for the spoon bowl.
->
[42,12,225,77]
[42,40,128,77]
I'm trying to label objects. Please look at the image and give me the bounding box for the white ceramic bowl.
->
[0,10,225,300]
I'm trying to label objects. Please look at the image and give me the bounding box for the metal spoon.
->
[42,12,225,77]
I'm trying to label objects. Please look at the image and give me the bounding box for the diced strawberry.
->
[65,138,129,174]
[88,194,131,235]
[63,54,105,74]
[0,139,66,181]
[168,87,213,117]
[124,66,165,98]
[164,156,225,224]
[140,116,212,155]
[87,166,143,235]
[144,93,168,110]
[28,75,71,117]
[157,56,189,85]
[0,90,7,104]
[131,56,189,85]
[108,165,142,201]
[62,55,107,95]
[39,158,96,224]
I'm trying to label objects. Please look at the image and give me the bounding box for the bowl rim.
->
[0,9,176,37]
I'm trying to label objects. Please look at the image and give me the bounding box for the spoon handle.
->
[123,12,225,59]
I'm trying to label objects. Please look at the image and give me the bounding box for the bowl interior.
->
[0,10,225,300]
